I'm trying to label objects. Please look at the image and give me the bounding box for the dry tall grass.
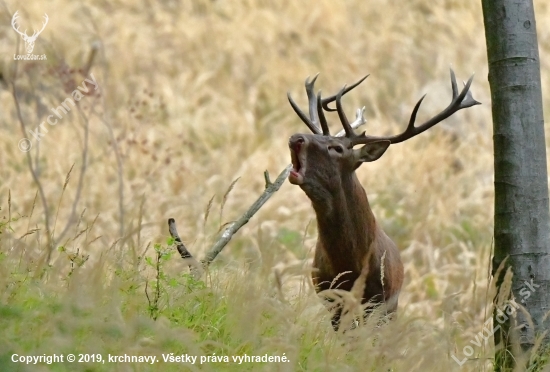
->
[1,0,549,371]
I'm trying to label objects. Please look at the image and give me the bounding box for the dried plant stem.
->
[219,177,240,232]
[8,190,11,251]
[48,164,75,263]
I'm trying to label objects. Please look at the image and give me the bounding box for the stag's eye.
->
[329,145,344,154]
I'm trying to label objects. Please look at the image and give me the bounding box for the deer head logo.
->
[11,11,49,54]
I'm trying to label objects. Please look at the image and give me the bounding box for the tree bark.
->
[482,0,550,369]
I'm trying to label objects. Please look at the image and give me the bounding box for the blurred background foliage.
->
[0,0,549,370]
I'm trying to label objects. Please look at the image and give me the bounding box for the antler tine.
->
[287,92,320,134]
[316,91,331,135]
[305,74,320,128]
[322,75,369,111]
[450,68,459,98]
[334,107,367,138]
[288,73,373,137]
[335,85,356,138]
[32,14,49,37]
[11,11,27,37]
[287,74,326,135]
[389,69,480,144]
[350,69,481,146]
[351,107,367,130]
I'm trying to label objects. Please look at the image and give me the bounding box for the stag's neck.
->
[312,173,377,272]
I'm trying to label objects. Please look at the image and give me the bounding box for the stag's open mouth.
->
[289,140,306,185]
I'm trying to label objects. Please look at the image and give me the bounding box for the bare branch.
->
[11,51,52,259]
[202,164,291,266]
[167,218,203,279]
[54,80,97,245]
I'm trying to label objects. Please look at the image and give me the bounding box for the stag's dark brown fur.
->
[288,132,403,330]
[287,71,479,330]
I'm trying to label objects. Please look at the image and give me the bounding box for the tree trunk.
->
[482,0,550,370]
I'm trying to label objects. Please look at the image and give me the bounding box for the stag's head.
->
[287,70,480,199]
[11,11,49,54]
[287,75,390,200]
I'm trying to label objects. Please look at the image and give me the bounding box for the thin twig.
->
[144,280,152,315]
[8,189,11,251]
[19,190,38,269]
[48,163,74,263]
[137,195,145,254]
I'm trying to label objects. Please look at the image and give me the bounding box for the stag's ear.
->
[354,140,391,163]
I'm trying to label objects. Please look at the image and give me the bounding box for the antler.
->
[11,11,27,38]
[11,12,48,40]
[30,14,49,39]
[348,68,481,146]
[287,74,368,135]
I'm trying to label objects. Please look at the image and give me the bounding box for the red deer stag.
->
[287,69,479,330]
